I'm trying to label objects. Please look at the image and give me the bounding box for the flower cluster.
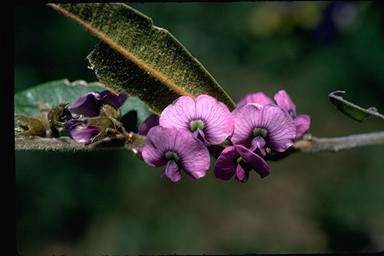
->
[141,90,310,183]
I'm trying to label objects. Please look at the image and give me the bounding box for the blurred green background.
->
[16,2,384,255]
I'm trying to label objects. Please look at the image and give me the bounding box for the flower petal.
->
[141,126,171,167]
[235,145,270,178]
[231,103,263,146]
[195,95,234,145]
[214,146,238,180]
[163,160,181,183]
[177,132,210,180]
[294,114,311,138]
[274,90,296,114]
[259,104,296,152]
[138,114,160,135]
[69,92,102,117]
[250,136,266,156]
[159,96,195,131]
[99,90,128,109]
[65,119,100,144]
[235,164,249,183]
[237,92,273,108]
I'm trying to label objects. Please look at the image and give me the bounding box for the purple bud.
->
[138,114,160,136]
[64,119,100,144]
[69,90,128,117]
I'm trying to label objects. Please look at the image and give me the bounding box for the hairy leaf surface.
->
[49,3,236,113]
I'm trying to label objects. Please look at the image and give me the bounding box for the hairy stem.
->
[15,131,384,154]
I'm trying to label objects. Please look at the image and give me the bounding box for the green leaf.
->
[14,79,104,116]
[328,91,384,122]
[48,3,236,114]
[14,79,152,123]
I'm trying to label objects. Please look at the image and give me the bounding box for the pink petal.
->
[294,114,311,138]
[259,105,296,152]
[235,164,249,183]
[177,131,210,179]
[195,95,234,145]
[163,160,181,183]
[231,103,263,146]
[141,126,171,167]
[235,145,270,178]
[159,96,195,131]
[214,146,238,180]
[250,136,266,156]
[274,90,296,114]
[237,92,273,108]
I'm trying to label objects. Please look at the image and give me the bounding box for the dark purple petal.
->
[69,92,102,117]
[99,90,128,109]
[163,160,181,183]
[235,164,248,183]
[138,114,160,135]
[214,146,238,180]
[260,104,296,152]
[250,136,266,156]
[237,92,273,108]
[235,145,270,178]
[274,90,296,114]
[294,114,311,138]
[64,119,100,144]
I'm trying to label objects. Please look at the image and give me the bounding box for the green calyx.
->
[236,156,245,164]
[253,127,268,138]
[165,151,180,161]
[190,119,205,132]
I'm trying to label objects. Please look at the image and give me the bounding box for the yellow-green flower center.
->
[190,119,205,132]
[253,127,268,138]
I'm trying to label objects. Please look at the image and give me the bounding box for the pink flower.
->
[231,103,296,155]
[237,90,311,137]
[159,95,234,145]
[142,126,210,183]
[214,145,270,182]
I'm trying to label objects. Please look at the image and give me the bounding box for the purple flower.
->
[69,90,128,117]
[237,90,311,137]
[231,103,296,155]
[64,119,100,144]
[142,126,210,183]
[159,95,234,145]
[138,114,159,136]
[214,145,270,182]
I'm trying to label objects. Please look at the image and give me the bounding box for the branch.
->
[15,131,384,155]
[15,133,144,153]
[293,131,384,153]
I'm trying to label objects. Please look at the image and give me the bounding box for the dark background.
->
[16,2,384,255]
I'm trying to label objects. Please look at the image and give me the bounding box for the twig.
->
[293,131,384,153]
[15,131,384,155]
